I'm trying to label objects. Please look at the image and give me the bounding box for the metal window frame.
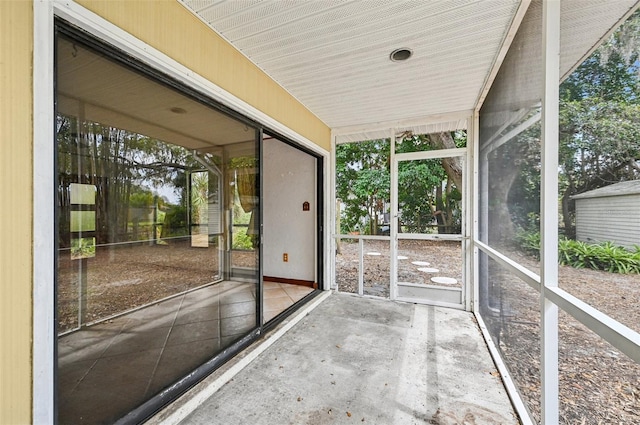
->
[473,2,640,424]
[540,1,560,422]
[332,122,472,308]
[33,1,56,422]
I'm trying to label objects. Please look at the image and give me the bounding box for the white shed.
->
[572,180,640,250]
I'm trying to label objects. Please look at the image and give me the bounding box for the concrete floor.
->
[157,293,519,425]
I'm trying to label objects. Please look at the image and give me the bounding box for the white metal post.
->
[478,149,490,312]
[358,237,364,296]
[541,0,560,423]
[458,122,471,311]
[330,131,338,291]
[469,112,479,313]
[33,0,55,422]
[390,129,397,300]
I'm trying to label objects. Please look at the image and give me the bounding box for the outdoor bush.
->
[516,231,640,274]
[232,227,254,250]
[515,230,541,259]
[163,205,188,237]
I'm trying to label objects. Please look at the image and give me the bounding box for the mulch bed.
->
[485,250,640,424]
[335,239,463,297]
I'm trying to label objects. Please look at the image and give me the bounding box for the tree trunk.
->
[562,179,576,239]
[430,132,463,189]
[435,185,445,233]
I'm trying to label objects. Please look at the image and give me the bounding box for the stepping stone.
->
[430,276,458,285]
[418,267,439,273]
[397,255,409,260]
[411,261,430,266]
[366,252,381,256]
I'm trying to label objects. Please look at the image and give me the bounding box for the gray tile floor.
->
[264,281,315,322]
[57,280,314,424]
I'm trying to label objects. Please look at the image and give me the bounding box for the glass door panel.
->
[189,169,223,279]
[228,161,259,280]
[55,33,259,424]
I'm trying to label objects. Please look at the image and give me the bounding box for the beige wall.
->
[263,140,317,282]
[0,1,33,424]
[75,0,331,151]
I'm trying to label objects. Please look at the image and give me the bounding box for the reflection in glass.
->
[56,113,225,332]
[229,158,259,279]
[56,35,259,424]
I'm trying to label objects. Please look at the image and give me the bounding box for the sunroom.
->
[3,0,639,424]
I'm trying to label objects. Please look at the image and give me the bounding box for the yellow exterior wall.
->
[0,2,329,421]
[0,1,33,424]
[75,0,331,151]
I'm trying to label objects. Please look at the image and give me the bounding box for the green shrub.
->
[559,240,640,274]
[516,231,640,274]
[515,230,541,259]
[232,226,254,250]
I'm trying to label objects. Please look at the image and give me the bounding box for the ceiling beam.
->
[332,110,472,137]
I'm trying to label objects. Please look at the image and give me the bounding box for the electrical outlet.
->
[283,253,288,262]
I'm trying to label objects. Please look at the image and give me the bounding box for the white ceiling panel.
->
[180,0,638,134]
[181,0,521,130]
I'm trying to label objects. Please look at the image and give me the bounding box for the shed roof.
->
[572,180,640,200]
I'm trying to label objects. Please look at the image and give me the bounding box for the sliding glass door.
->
[55,28,260,424]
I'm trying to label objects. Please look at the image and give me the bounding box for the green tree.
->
[397,158,446,233]
[57,116,206,244]
[129,186,156,208]
[335,132,466,235]
[335,139,390,234]
[396,132,465,234]
[559,10,640,237]
[190,171,209,225]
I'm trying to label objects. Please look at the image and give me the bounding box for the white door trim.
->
[33,1,56,422]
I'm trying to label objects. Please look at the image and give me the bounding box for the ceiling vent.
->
[390,48,413,62]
